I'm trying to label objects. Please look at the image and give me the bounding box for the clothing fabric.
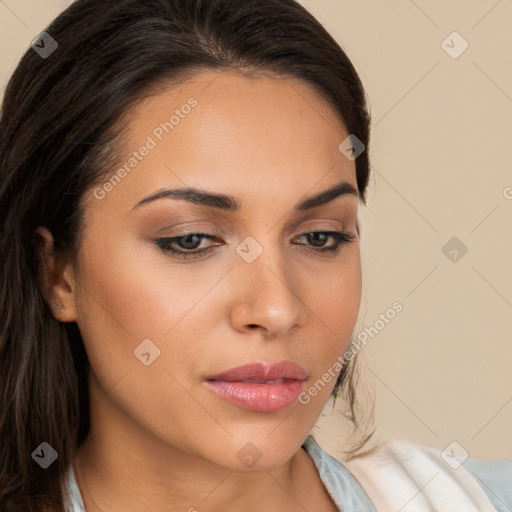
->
[303,436,512,511]
[62,435,512,511]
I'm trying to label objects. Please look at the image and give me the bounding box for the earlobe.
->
[34,226,78,322]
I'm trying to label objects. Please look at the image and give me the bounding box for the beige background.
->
[1,1,510,460]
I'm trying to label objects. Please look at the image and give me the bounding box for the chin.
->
[198,430,307,472]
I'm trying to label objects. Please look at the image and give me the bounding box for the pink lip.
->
[204,361,308,412]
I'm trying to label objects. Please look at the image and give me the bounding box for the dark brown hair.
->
[0,0,374,510]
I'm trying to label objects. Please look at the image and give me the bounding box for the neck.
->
[73,390,312,511]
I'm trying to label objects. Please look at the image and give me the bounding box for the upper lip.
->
[206,361,308,382]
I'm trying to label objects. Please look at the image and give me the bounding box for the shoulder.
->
[303,435,511,512]
[385,438,512,512]
[382,438,512,512]
[459,454,512,512]
[302,435,377,511]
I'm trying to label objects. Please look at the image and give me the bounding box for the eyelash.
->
[155,230,355,260]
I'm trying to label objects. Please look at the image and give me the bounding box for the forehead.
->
[85,70,357,217]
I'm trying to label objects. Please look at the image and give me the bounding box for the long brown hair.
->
[0,0,374,510]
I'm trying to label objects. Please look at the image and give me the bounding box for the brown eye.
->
[156,233,220,259]
[294,231,355,254]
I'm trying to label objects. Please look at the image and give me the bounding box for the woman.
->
[0,0,510,511]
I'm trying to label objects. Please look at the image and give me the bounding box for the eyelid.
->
[157,216,354,240]
[165,227,223,238]
[155,228,355,261]
[161,225,347,242]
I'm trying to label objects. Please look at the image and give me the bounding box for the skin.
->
[38,70,362,511]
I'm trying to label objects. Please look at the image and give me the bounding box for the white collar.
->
[340,437,498,512]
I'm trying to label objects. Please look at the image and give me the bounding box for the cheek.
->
[72,238,225,448]
[296,248,362,405]
[72,226,244,396]
[307,248,362,353]
[75,228,214,340]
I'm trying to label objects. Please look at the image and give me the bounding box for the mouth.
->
[203,361,308,412]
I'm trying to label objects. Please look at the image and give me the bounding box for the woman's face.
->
[63,70,362,470]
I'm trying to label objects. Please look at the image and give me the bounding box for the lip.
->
[204,361,308,412]
[206,361,308,382]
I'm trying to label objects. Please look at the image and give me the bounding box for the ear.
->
[34,226,78,322]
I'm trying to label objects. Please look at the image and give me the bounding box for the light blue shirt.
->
[301,436,512,512]
[63,436,512,511]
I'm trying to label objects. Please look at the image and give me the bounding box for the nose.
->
[229,239,306,339]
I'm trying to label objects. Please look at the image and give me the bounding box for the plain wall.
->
[1,0,510,460]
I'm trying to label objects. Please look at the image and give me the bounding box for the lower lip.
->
[204,379,306,412]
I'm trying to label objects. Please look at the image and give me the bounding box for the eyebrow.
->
[132,180,358,212]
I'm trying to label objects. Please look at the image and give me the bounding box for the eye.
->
[292,231,356,255]
[155,230,356,260]
[155,233,221,260]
